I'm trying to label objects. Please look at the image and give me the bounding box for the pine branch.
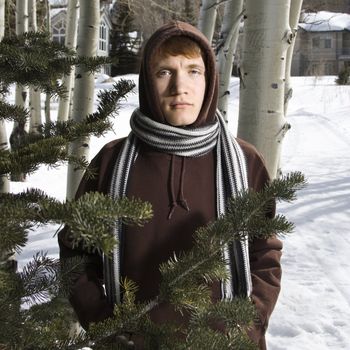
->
[0,32,113,98]
[0,32,75,97]
[158,173,306,311]
[0,100,28,124]
[88,80,136,122]
[0,295,84,350]
[63,194,153,254]
[1,136,69,175]
[0,189,153,255]
[20,252,60,306]
[36,79,136,142]
[0,80,135,178]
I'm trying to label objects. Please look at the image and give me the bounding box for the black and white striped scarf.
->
[104,108,252,305]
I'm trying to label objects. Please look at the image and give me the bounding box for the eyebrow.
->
[154,63,205,71]
[187,63,205,71]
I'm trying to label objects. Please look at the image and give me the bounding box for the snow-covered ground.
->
[6,74,350,349]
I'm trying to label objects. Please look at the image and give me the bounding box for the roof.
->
[299,11,350,32]
[50,6,112,29]
[51,8,66,22]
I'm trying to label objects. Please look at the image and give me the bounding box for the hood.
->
[138,21,219,128]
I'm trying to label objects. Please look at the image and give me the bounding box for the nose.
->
[169,72,187,95]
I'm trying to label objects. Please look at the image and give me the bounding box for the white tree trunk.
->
[57,0,80,122]
[198,0,218,42]
[66,0,99,199]
[15,0,29,113]
[284,0,303,115]
[28,0,42,133]
[0,0,4,36]
[237,0,293,179]
[45,0,51,124]
[11,0,29,181]
[0,0,9,192]
[217,0,244,121]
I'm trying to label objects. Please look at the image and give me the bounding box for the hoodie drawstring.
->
[168,154,177,219]
[168,155,190,220]
[178,157,189,212]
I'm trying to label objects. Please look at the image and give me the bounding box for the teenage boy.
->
[59,21,282,350]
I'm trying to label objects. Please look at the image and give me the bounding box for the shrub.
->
[336,66,350,85]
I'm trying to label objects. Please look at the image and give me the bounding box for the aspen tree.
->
[285,0,303,115]
[14,0,28,112]
[237,0,297,178]
[57,0,79,122]
[28,0,42,134]
[198,0,218,42]
[66,0,99,199]
[217,0,244,122]
[11,0,28,181]
[44,0,51,124]
[0,0,9,192]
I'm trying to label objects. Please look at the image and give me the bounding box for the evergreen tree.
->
[110,1,141,76]
[0,30,152,348]
[336,65,350,85]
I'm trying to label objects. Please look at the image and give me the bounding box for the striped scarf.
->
[104,108,252,305]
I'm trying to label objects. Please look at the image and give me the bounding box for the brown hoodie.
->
[59,21,282,350]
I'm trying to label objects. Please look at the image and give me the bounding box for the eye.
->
[189,68,203,76]
[156,69,171,78]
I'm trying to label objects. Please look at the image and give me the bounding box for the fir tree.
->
[336,65,350,85]
[110,1,141,76]
[0,30,152,349]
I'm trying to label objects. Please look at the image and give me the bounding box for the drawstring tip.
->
[179,199,190,212]
[168,205,176,220]
[167,201,190,220]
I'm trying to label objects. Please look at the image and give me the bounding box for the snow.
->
[299,11,350,32]
[5,74,350,349]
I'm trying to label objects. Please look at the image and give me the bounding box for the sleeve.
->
[237,138,283,348]
[58,139,124,329]
[58,226,113,329]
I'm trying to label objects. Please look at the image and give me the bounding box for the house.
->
[50,4,112,75]
[292,11,350,76]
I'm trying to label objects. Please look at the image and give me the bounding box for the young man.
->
[59,21,282,349]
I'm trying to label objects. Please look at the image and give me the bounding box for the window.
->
[325,63,334,75]
[99,22,107,52]
[52,18,66,45]
[324,38,332,49]
[312,37,320,48]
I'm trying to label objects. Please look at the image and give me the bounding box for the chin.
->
[165,113,198,127]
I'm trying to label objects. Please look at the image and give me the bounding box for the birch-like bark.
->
[45,0,51,124]
[66,0,99,199]
[15,0,29,113]
[0,0,4,36]
[28,0,42,133]
[237,0,293,179]
[284,0,303,115]
[217,0,244,122]
[198,0,218,42]
[11,0,29,182]
[0,0,9,192]
[57,0,79,122]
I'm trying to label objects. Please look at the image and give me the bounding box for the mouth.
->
[170,102,192,109]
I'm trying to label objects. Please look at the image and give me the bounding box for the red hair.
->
[156,36,203,59]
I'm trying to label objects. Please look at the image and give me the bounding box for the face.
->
[151,54,206,126]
